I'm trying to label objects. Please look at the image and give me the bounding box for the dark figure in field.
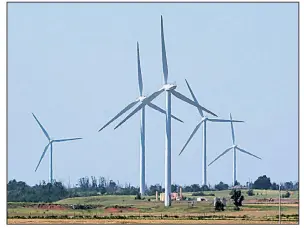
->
[214,197,225,211]
[230,189,244,210]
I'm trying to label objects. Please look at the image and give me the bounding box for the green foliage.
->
[214,200,225,211]
[134,193,142,200]
[247,189,254,196]
[191,192,204,196]
[146,184,162,196]
[214,182,229,191]
[234,180,240,186]
[252,175,272,189]
[230,189,244,210]
[282,191,291,198]
[191,192,215,196]
[201,185,210,191]
[7,179,70,202]
[283,182,294,190]
[270,182,278,190]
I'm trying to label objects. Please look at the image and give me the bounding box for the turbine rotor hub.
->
[138,96,146,102]
[163,84,177,91]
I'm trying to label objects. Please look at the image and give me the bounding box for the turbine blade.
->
[114,88,165,129]
[161,15,168,84]
[179,120,204,156]
[137,42,143,96]
[32,113,50,140]
[184,79,204,117]
[230,113,235,144]
[208,147,234,166]
[171,90,218,117]
[207,118,244,123]
[35,143,51,172]
[53,137,82,142]
[236,146,262,160]
[147,102,183,123]
[98,100,140,132]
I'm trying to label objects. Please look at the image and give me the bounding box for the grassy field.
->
[7,219,299,225]
[7,190,299,225]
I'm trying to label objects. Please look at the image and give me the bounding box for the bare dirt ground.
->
[7,219,298,225]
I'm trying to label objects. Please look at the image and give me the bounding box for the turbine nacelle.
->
[163,84,177,91]
[202,117,208,122]
[138,96,147,102]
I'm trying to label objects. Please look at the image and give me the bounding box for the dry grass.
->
[7,219,298,225]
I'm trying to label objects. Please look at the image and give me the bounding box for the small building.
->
[159,192,179,201]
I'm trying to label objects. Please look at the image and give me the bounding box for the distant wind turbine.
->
[114,16,218,206]
[179,79,244,186]
[32,113,82,184]
[98,42,183,196]
[208,113,262,185]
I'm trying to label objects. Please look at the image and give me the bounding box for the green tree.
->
[270,182,278,190]
[191,184,201,192]
[252,175,271,189]
[234,180,240,186]
[230,189,244,210]
[214,181,229,191]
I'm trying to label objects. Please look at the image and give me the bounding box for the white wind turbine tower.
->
[32,113,82,184]
[179,79,244,186]
[208,113,262,186]
[114,16,218,206]
[98,42,183,195]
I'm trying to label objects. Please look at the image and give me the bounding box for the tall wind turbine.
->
[114,16,218,206]
[32,113,82,184]
[179,79,244,186]
[208,113,262,186]
[98,42,183,196]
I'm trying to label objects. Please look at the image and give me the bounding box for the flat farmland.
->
[7,219,298,225]
[7,191,299,225]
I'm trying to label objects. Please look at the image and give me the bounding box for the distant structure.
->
[208,113,262,185]
[32,113,82,184]
[114,16,218,207]
[98,43,182,196]
[160,192,179,202]
[179,79,244,186]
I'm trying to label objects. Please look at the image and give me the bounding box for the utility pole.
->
[279,183,281,224]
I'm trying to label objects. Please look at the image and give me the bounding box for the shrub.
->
[247,189,254,196]
[134,193,142,200]
[192,192,205,196]
[282,191,291,198]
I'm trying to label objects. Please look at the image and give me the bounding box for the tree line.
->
[7,175,298,203]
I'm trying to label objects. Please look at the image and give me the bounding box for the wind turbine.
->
[114,16,218,206]
[98,42,183,196]
[179,79,244,186]
[208,113,262,186]
[32,113,82,184]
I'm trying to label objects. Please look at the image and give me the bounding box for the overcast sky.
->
[8,2,298,187]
